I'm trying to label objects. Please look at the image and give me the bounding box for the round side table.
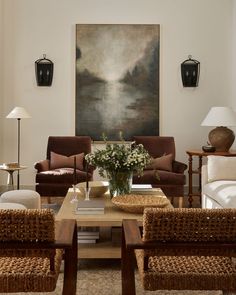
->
[0,165,27,189]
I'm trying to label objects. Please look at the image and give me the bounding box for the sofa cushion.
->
[145,154,173,172]
[204,180,236,208]
[207,156,236,182]
[50,152,84,170]
[36,168,89,184]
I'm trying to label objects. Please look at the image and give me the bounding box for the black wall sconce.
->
[181,55,200,87]
[35,54,54,86]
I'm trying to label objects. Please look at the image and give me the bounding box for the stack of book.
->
[131,184,152,191]
[77,226,100,244]
[75,199,105,215]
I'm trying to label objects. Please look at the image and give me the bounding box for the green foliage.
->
[85,139,151,179]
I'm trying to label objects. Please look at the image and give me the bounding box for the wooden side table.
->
[186,150,236,207]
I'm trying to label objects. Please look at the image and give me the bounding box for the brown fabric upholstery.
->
[35,136,93,197]
[132,136,187,197]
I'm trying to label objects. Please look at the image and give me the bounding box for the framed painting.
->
[75,24,160,141]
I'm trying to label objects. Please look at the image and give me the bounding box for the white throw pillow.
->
[207,155,236,182]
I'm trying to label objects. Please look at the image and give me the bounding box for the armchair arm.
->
[34,159,50,172]
[172,160,187,173]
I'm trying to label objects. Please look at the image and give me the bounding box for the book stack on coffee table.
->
[77,226,100,244]
[75,199,105,215]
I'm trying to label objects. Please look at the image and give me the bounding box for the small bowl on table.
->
[77,181,109,198]
[202,145,216,153]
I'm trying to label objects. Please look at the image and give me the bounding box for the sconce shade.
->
[201,107,236,152]
[6,107,31,119]
[181,56,200,87]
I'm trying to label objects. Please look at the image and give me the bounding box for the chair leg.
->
[121,226,136,295]
[62,224,78,295]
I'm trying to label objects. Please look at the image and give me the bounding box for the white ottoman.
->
[0,203,27,209]
[0,190,41,209]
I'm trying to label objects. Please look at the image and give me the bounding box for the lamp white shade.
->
[6,107,31,119]
[201,107,236,127]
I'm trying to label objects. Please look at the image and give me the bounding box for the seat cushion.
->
[135,251,236,291]
[204,180,236,208]
[36,168,89,184]
[0,249,62,292]
[133,170,185,185]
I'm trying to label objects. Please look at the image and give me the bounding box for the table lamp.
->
[6,107,31,189]
[201,106,236,152]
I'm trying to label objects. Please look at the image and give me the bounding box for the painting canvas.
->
[75,24,160,141]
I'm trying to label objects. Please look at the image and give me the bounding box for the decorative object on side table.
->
[6,107,31,190]
[201,106,236,152]
[202,145,216,153]
[85,134,151,197]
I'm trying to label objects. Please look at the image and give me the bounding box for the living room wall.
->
[0,0,234,186]
[0,0,3,162]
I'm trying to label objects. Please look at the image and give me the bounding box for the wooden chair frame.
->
[122,219,236,295]
[0,219,78,295]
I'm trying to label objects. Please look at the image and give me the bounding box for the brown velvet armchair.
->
[35,136,93,197]
[132,136,187,197]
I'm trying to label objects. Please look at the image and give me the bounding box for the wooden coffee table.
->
[56,188,172,259]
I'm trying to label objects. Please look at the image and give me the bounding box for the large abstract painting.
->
[75,24,160,141]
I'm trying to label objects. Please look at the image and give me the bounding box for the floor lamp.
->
[6,107,31,189]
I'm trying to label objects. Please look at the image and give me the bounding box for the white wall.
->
[0,0,3,162]
[0,0,234,185]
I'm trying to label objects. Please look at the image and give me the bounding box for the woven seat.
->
[0,209,77,294]
[122,208,236,294]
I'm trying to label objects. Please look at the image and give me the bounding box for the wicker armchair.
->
[0,209,77,294]
[122,208,236,294]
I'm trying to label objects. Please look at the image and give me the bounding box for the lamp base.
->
[208,126,235,152]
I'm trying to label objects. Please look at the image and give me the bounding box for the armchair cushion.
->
[145,154,173,171]
[207,155,236,182]
[36,168,89,184]
[50,151,84,170]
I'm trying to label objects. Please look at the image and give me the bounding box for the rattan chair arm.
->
[122,219,142,248]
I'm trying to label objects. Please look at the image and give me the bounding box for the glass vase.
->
[107,170,133,198]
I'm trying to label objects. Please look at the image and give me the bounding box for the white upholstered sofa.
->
[201,155,236,208]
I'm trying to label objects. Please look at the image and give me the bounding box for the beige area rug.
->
[3,259,223,295]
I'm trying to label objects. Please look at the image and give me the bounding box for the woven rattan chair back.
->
[143,208,236,242]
